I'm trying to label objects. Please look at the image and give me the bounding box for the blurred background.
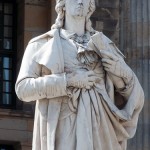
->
[0,0,149,149]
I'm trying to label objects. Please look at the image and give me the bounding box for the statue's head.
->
[51,0,96,33]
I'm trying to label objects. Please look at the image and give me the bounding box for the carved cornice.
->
[25,0,48,6]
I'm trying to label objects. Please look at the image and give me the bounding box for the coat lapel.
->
[32,29,64,74]
[31,29,64,150]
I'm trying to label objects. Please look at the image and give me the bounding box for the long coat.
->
[15,29,144,150]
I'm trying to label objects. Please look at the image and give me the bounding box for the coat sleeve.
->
[15,40,67,102]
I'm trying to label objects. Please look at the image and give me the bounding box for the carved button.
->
[43,136,47,141]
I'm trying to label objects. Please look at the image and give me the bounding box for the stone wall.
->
[120,0,150,149]
[0,109,33,150]
[24,0,49,48]
[93,0,120,45]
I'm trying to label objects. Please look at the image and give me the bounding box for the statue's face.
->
[65,0,91,17]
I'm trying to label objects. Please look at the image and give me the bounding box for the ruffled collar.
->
[60,29,91,44]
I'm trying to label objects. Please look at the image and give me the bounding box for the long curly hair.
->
[51,0,96,33]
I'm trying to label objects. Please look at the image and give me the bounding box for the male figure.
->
[15,0,144,150]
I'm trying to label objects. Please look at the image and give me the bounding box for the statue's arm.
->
[101,50,136,100]
[115,73,134,100]
[15,42,67,102]
[89,32,132,91]
[90,32,143,105]
[15,73,67,102]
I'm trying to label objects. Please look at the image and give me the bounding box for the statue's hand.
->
[66,70,99,89]
[100,50,133,80]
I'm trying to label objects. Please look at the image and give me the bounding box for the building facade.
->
[0,0,149,149]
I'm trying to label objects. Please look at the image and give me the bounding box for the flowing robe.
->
[15,29,144,150]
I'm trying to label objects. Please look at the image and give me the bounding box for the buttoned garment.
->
[15,29,144,150]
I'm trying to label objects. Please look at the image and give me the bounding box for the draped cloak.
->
[15,29,144,150]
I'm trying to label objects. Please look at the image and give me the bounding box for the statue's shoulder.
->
[28,29,58,44]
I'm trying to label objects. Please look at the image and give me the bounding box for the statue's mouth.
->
[77,4,83,9]
[76,5,84,13]
[77,6,83,10]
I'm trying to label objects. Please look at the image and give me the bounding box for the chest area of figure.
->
[61,38,104,74]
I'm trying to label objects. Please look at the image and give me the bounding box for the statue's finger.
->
[102,62,111,68]
[85,85,91,89]
[104,67,110,72]
[101,58,113,65]
[88,76,97,82]
[88,82,94,87]
[86,70,95,76]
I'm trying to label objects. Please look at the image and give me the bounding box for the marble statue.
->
[15,0,144,150]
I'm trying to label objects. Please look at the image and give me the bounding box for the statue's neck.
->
[64,14,86,36]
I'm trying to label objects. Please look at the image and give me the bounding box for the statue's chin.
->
[75,9,84,17]
[74,12,85,18]
[69,10,87,18]
[77,14,83,17]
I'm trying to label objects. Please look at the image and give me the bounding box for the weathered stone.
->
[25,0,48,6]
[24,5,48,30]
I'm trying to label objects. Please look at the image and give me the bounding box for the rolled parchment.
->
[88,32,126,90]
